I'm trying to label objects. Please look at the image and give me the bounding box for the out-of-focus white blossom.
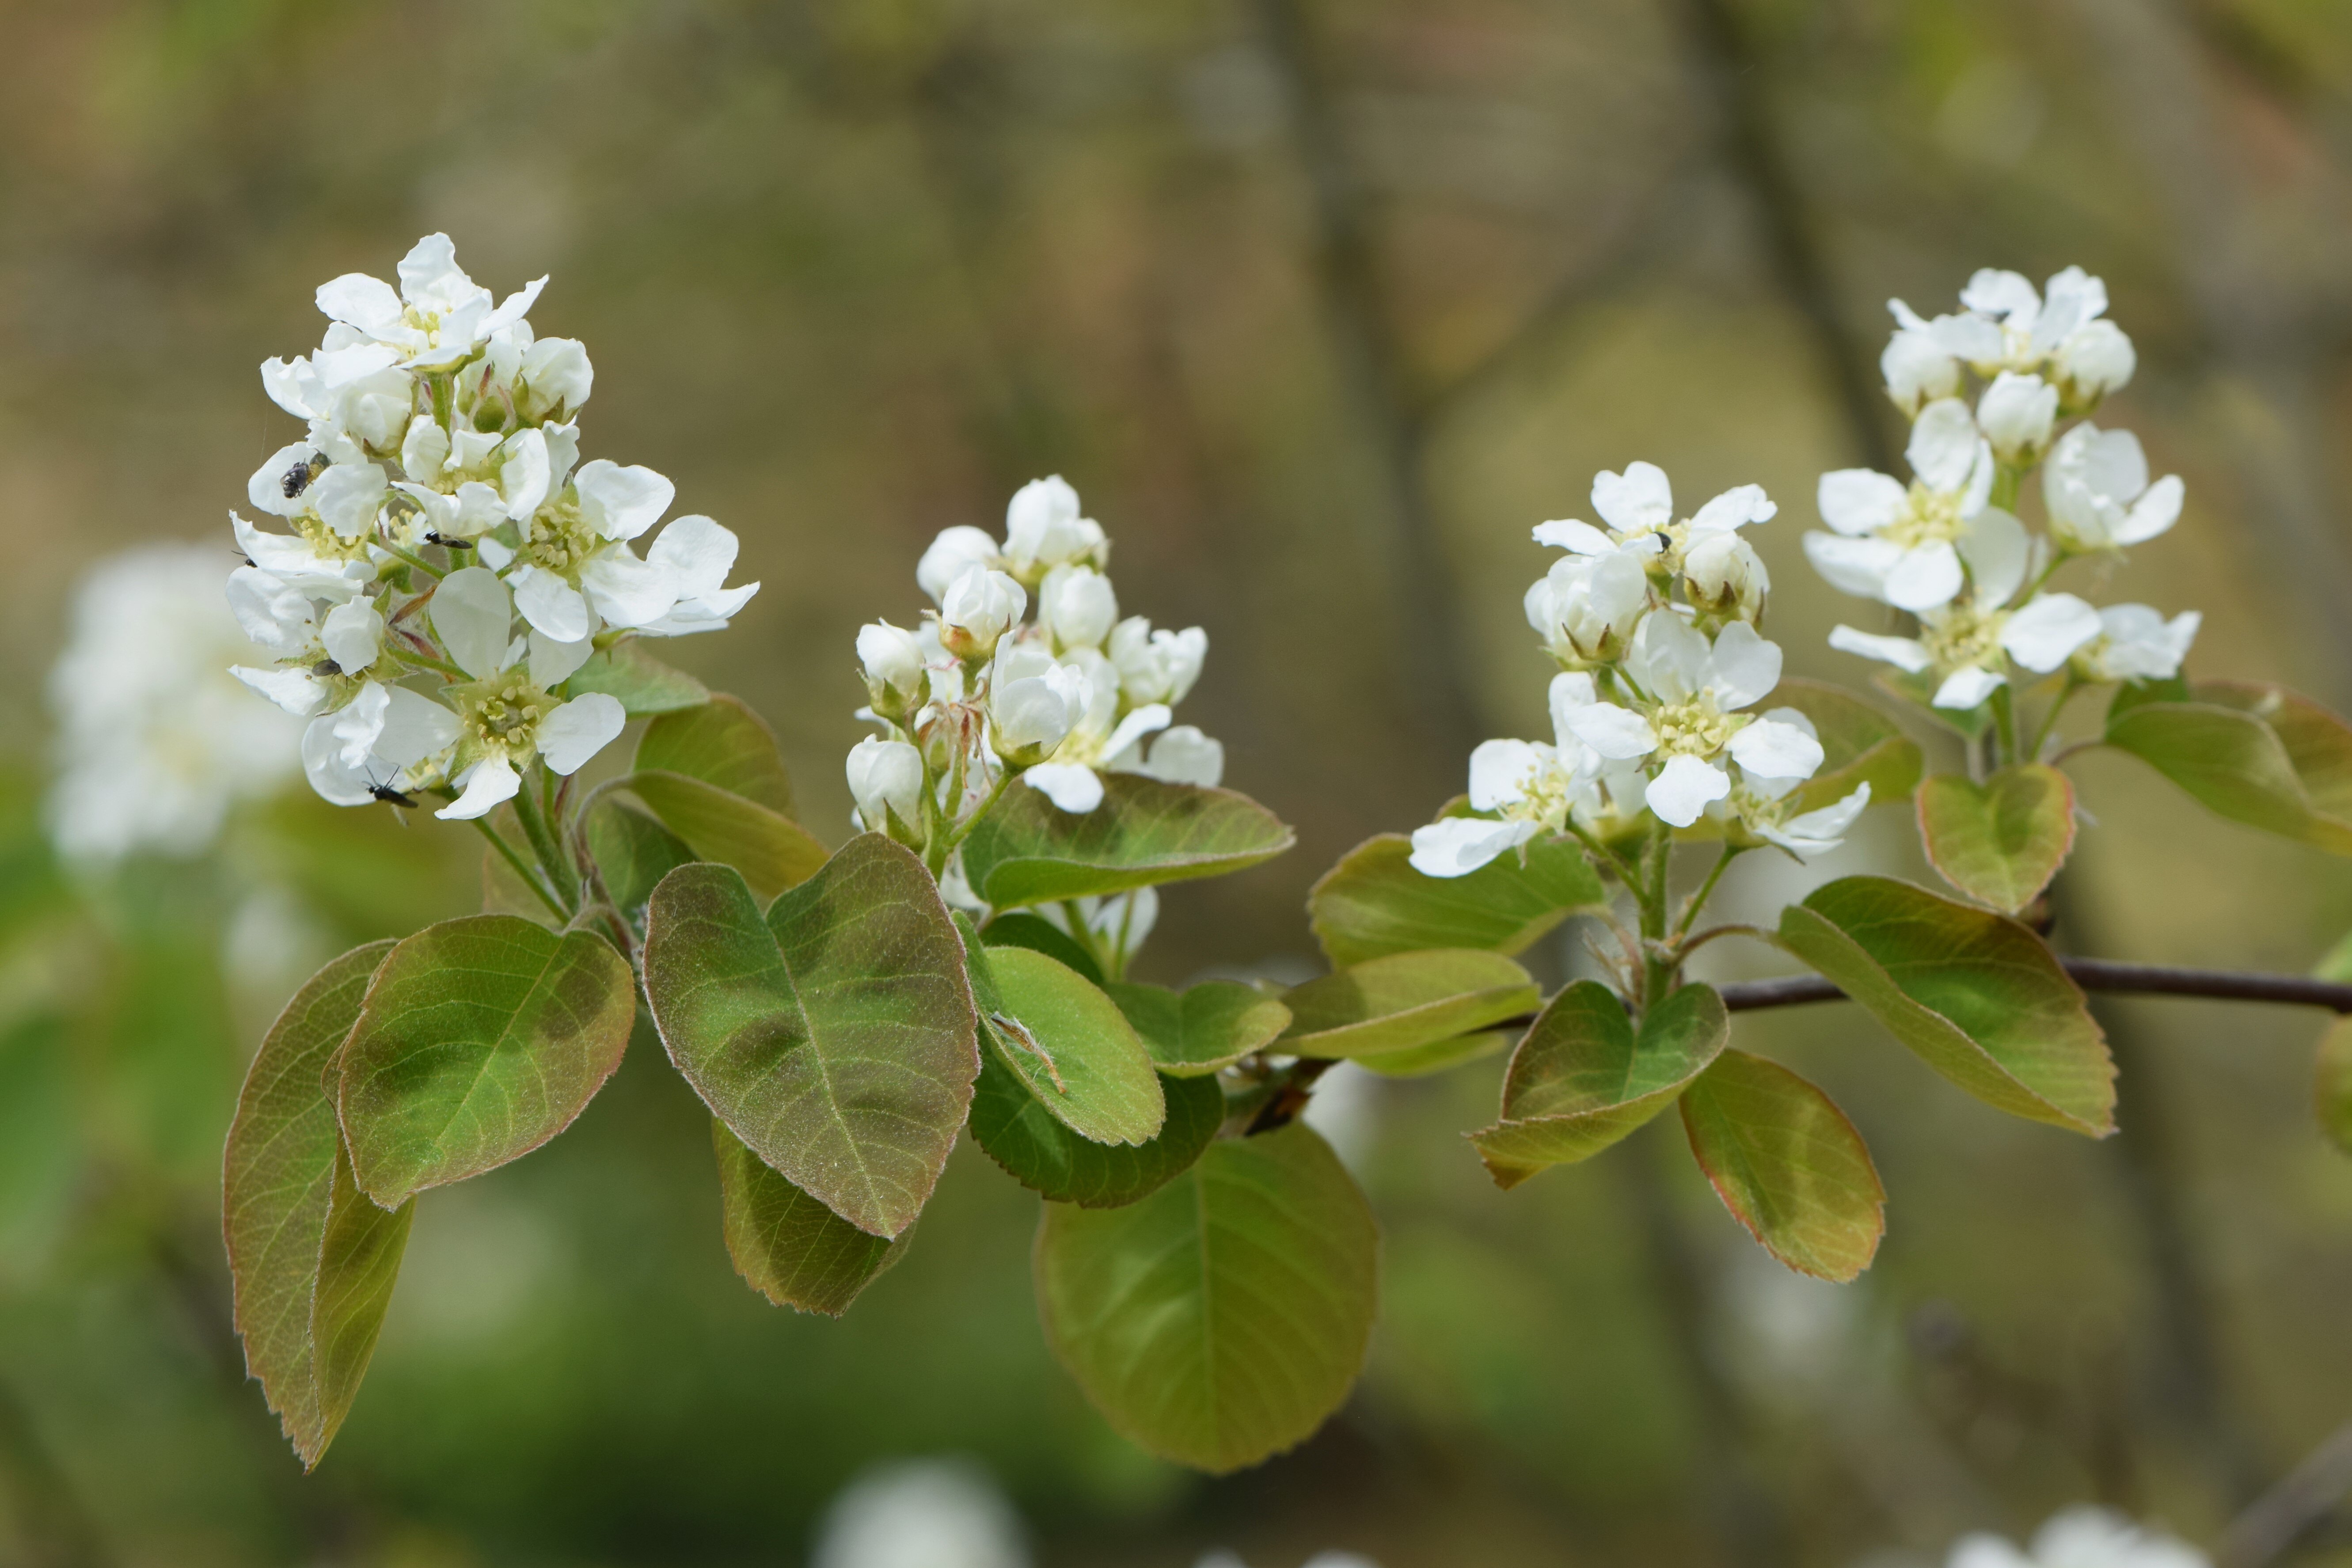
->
[1533,463,1776,572]
[810,1458,1029,1568]
[48,545,302,862]
[2076,605,2200,684]
[1001,475,1108,581]
[1525,550,1649,662]
[1945,1506,2207,1568]
[1977,371,2059,463]
[2043,423,2184,551]
[1808,399,2001,613]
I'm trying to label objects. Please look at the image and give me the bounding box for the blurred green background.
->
[4,0,2352,1563]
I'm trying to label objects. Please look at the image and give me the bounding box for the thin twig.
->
[1714,961,2352,1015]
[2219,1419,2352,1568]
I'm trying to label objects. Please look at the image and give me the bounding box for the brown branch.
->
[2220,1418,2352,1568]
[1715,960,2352,1015]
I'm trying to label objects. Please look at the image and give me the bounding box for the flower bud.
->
[938,566,1026,661]
[1037,564,1119,651]
[990,656,1091,766]
[1976,371,2058,464]
[1524,551,1647,663]
[846,737,925,838]
[1681,532,1770,623]
[917,526,1002,604]
[2054,319,2135,411]
[1881,328,1960,418]
[856,619,927,715]
[1003,476,1108,580]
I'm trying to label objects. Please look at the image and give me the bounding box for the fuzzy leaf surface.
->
[1280,949,1538,1060]
[711,1120,903,1316]
[585,801,695,914]
[627,771,828,901]
[961,776,1294,908]
[969,1046,1223,1207]
[1916,764,2076,914]
[224,941,412,1469]
[1773,677,1925,811]
[1035,1122,1377,1473]
[635,694,795,816]
[1103,980,1292,1077]
[1307,832,1602,968]
[980,911,1104,984]
[560,642,710,715]
[1777,876,2114,1136]
[976,943,1165,1146]
[337,917,636,1207]
[1470,981,1726,1186]
[642,840,977,1238]
[1679,1049,1885,1282]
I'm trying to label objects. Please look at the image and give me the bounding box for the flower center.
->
[294,513,376,560]
[1883,482,1967,549]
[1650,698,1746,759]
[1922,604,2008,672]
[456,672,557,759]
[523,500,597,582]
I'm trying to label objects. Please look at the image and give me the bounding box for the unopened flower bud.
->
[917,526,1002,604]
[939,566,1026,661]
[1976,371,2058,464]
[856,619,927,714]
[1881,328,1961,418]
[1037,565,1119,651]
[2054,319,2135,411]
[990,653,1091,766]
[1003,476,1108,580]
[846,737,925,838]
[1524,551,1647,663]
[1682,532,1770,623]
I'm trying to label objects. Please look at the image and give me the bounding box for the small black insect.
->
[368,783,420,809]
[281,452,326,500]
[425,532,474,549]
[310,657,342,678]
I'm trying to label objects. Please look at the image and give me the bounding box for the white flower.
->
[1558,615,1819,828]
[1946,1505,2208,1568]
[637,516,760,636]
[2043,423,2184,551]
[1976,370,2059,463]
[300,682,464,807]
[847,737,925,833]
[1884,266,2131,401]
[1829,591,2103,711]
[1682,531,1770,622]
[1807,399,1999,612]
[1534,463,1775,567]
[2077,604,2200,683]
[312,233,545,373]
[1881,319,1964,415]
[990,647,1091,766]
[1037,564,1119,651]
[918,526,1003,604]
[1524,550,1649,662]
[940,567,1027,661]
[224,567,386,717]
[47,545,304,862]
[1754,781,1872,860]
[2053,318,2135,406]
[498,459,690,642]
[1107,617,1207,706]
[1002,476,1107,579]
[858,620,929,710]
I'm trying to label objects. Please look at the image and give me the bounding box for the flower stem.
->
[471,818,568,922]
[2026,674,2082,763]
[1674,843,1743,940]
[378,542,446,581]
[509,775,578,915]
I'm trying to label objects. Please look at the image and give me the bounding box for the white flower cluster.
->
[224,235,756,820]
[1411,464,1869,879]
[1817,267,2197,710]
[48,544,301,862]
[847,475,1220,842]
[1947,1506,2208,1568]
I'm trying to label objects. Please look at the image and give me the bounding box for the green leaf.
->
[585,800,697,914]
[642,839,977,1238]
[1776,876,2114,1136]
[1034,1122,1378,1473]
[627,771,830,901]
[711,1120,904,1316]
[1679,1049,1885,1283]
[2103,695,2352,854]
[960,775,1295,908]
[1354,1029,1511,1079]
[559,642,711,716]
[1102,980,1292,1077]
[964,937,1164,1146]
[1916,764,2076,914]
[1470,981,1726,1187]
[2317,1019,2352,1157]
[1774,677,1925,811]
[2189,680,2352,843]
[635,693,795,816]
[979,910,1104,985]
[1280,949,1538,1060]
[1307,832,1602,968]
[970,1049,1224,1207]
[224,942,414,1469]
[335,917,637,1208]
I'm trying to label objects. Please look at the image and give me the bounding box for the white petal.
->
[260,357,321,419]
[1407,817,1536,878]
[645,514,738,594]
[1135,726,1224,787]
[1687,483,1776,534]
[2115,474,2184,546]
[1961,507,2030,606]
[1803,532,1902,599]
[500,428,551,521]
[510,565,593,642]
[437,756,522,820]
[1828,625,1932,672]
[538,693,627,775]
[232,665,328,716]
[1933,666,2006,709]
[2002,593,2104,672]
[1563,702,1658,760]
[1628,609,1709,703]
[531,630,597,689]
[310,463,388,539]
[484,276,548,334]
[1882,542,1964,612]
[579,550,680,629]
[1531,518,1615,554]
[1101,702,1174,763]
[330,682,391,769]
[1591,461,1673,534]
[575,459,676,542]
[1468,738,1549,810]
[1705,621,1783,710]
[1816,469,1907,536]
[1760,782,1873,859]
[301,714,377,806]
[320,598,384,672]
[247,441,315,519]
[430,566,513,679]
[1907,399,1981,490]
[315,272,404,334]
[375,688,463,768]
[1023,761,1105,814]
[1645,755,1731,828]
[312,342,403,388]
[1960,268,2040,321]
[1728,718,1824,781]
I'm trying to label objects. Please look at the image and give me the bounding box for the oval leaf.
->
[642,839,978,1239]
[560,642,711,716]
[980,911,1104,985]
[1916,764,2076,914]
[1355,1030,1511,1079]
[585,800,695,915]
[1776,876,2114,1136]
[2186,680,2352,848]
[1035,1122,1378,1473]
[965,939,1164,1146]
[1103,979,1292,1077]
[1470,980,1726,1188]
[970,1050,1223,1208]
[1774,677,1924,812]
[2103,700,2352,853]
[960,775,1295,908]
[1307,832,1602,968]
[224,941,413,1469]
[337,917,637,1208]
[1679,1049,1886,1283]
[636,694,795,816]
[1280,949,1538,1060]
[627,771,829,901]
[2317,1018,2352,1158]
[711,1120,904,1316]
